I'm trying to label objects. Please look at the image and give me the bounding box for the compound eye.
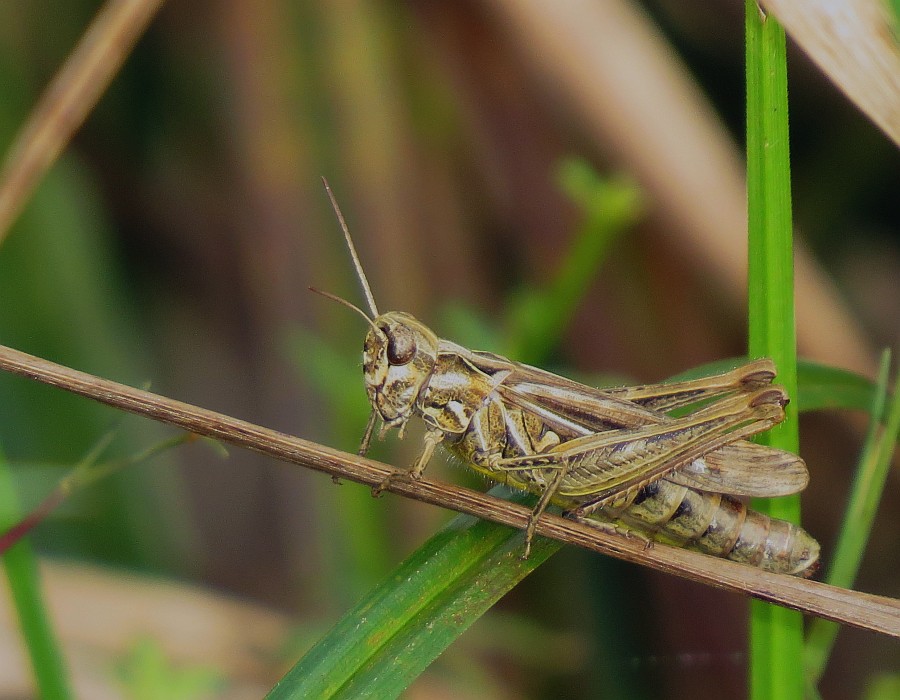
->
[386,328,416,366]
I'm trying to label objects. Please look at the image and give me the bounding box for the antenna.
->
[321,177,380,318]
[308,287,383,335]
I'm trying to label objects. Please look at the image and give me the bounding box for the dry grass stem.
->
[763,0,900,148]
[0,343,898,639]
[0,0,165,242]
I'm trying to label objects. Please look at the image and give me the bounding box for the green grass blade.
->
[745,3,804,699]
[266,488,557,699]
[805,351,900,685]
[0,448,73,699]
[796,360,886,414]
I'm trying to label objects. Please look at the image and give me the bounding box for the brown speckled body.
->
[322,182,818,576]
[361,313,819,576]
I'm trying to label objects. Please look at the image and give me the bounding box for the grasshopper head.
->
[317,180,438,434]
[364,311,438,429]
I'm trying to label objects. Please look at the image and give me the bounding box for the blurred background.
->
[0,1,897,698]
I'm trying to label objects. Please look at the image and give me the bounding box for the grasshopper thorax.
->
[364,311,439,430]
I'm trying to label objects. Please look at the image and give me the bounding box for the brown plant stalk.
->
[0,342,898,639]
[0,0,165,242]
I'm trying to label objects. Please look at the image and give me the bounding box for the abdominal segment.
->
[587,479,819,576]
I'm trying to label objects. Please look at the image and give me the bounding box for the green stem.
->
[745,3,803,699]
[0,448,73,699]
[805,353,900,684]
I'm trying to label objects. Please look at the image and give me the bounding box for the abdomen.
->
[594,479,819,576]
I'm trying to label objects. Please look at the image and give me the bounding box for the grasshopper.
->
[317,180,819,576]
